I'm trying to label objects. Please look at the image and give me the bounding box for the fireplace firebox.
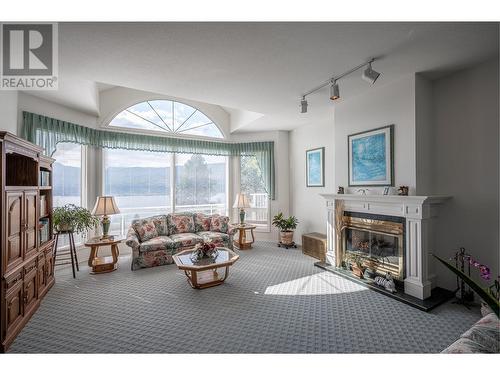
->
[342,212,405,281]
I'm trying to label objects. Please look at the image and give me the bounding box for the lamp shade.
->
[92,196,120,216]
[233,193,251,209]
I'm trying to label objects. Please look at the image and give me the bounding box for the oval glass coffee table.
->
[172,248,239,289]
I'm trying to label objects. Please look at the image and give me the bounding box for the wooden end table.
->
[84,236,124,274]
[232,224,257,250]
[172,248,239,289]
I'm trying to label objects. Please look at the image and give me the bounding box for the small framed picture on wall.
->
[306,147,325,187]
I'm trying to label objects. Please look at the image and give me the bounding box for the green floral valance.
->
[21,111,275,199]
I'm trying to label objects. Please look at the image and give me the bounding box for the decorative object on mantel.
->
[337,186,344,194]
[397,186,409,196]
[374,273,397,293]
[306,147,325,187]
[383,187,390,195]
[356,188,370,195]
[348,124,394,187]
[433,253,499,317]
[190,240,219,262]
[272,212,299,249]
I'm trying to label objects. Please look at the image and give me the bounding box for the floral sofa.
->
[442,309,499,353]
[126,213,235,270]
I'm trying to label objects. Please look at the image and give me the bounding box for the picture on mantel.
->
[348,124,394,187]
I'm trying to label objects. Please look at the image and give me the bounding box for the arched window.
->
[108,100,224,139]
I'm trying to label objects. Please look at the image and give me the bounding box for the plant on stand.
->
[52,204,99,235]
[272,212,299,245]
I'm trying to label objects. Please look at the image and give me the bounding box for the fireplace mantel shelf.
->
[320,194,451,205]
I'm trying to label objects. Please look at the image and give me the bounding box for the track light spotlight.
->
[329,81,340,101]
[300,97,308,113]
[362,62,380,84]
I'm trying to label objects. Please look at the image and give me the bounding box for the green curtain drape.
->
[22,111,275,199]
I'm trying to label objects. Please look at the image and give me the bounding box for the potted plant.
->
[272,212,299,245]
[346,253,365,278]
[52,204,99,234]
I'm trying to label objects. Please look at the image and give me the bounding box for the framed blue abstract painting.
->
[306,147,325,187]
[348,125,394,186]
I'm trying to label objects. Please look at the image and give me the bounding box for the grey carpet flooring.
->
[9,241,480,353]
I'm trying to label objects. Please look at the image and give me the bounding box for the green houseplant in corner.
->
[53,204,99,235]
[272,212,299,245]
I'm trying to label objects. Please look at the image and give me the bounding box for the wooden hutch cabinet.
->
[0,132,55,352]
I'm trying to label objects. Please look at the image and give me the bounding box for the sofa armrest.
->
[125,227,140,250]
[227,223,237,236]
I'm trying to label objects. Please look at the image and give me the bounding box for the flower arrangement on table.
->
[434,251,499,317]
[190,240,219,262]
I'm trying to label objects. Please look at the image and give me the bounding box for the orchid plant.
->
[433,253,499,317]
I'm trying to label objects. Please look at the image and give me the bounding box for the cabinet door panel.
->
[45,249,54,284]
[24,191,38,258]
[4,279,24,340]
[38,253,47,294]
[23,264,38,316]
[5,191,24,273]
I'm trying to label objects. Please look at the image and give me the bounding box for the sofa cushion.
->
[441,337,492,353]
[151,215,169,236]
[168,213,195,234]
[460,313,500,352]
[194,213,212,232]
[132,218,159,242]
[139,236,176,253]
[198,231,230,244]
[210,214,229,233]
[170,232,204,248]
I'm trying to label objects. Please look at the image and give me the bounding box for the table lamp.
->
[92,196,120,239]
[233,193,251,226]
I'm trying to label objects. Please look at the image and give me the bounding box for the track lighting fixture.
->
[300,97,308,113]
[300,58,381,113]
[329,81,340,101]
[362,62,380,84]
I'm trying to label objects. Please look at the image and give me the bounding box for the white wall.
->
[18,92,98,130]
[415,74,434,195]
[289,120,334,243]
[334,74,417,195]
[0,91,19,135]
[431,58,499,290]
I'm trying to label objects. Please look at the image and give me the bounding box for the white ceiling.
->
[26,22,499,132]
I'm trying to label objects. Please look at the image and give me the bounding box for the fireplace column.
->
[325,199,336,266]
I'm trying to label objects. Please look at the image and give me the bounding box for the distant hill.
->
[53,162,226,198]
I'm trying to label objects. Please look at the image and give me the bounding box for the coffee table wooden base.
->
[183,266,230,289]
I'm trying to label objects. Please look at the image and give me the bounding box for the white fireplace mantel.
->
[320,193,451,300]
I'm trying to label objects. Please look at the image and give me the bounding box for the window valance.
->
[21,111,275,199]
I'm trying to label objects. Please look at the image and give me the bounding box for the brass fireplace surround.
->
[341,215,404,280]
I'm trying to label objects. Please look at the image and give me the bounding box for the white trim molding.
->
[320,193,451,300]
